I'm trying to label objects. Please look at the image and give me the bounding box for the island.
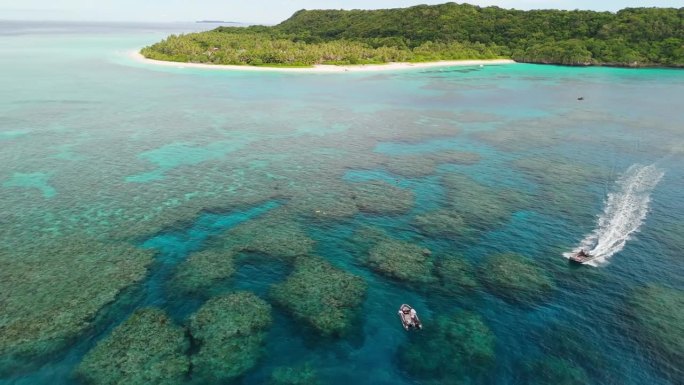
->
[142,2,684,68]
[195,20,240,24]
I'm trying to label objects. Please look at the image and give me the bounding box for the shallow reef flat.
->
[380,150,480,178]
[472,119,566,152]
[206,208,316,261]
[349,180,415,215]
[270,256,367,336]
[75,308,189,385]
[285,181,360,220]
[0,237,154,375]
[413,209,468,238]
[353,109,462,144]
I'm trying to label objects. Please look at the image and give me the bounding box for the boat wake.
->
[564,164,664,266]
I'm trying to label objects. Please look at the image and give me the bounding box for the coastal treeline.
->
[142,2,684,67]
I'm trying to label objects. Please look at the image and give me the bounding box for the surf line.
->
[564,163,665,266]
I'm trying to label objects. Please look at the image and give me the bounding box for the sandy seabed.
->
[129,51,516,73]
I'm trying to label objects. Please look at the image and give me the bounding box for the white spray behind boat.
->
[564,164,664,266]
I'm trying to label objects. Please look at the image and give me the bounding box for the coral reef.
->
[441,173,526,230]
[286,184,359,220]
[0,238,153,375]
[207,208,315,260]
[189,292,272,383]
[382,156,438,178]
[366,238,435,284]
[430,150,481,166]
[478,253,555,305]
[398,311,495,384]
[75,308,189,385]
[349,225,392,253]
[433,256,479,294]
[536,323,608,382]
[269,363,321,385]
[627,285,683,382]
[168,249,236,296]
[381,149,480,179]
[413,209,468,237]
[523,357,589,385]
[472,119,565,152]
[271,256,367,336]
[350,180,415,215]
[513,157,606,222]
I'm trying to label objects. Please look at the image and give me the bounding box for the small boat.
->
[398,304,422,331]
[569,249,597,264]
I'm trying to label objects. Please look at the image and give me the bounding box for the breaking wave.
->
[564,164,664,266]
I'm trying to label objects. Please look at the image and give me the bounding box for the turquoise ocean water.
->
[1,21,683,385]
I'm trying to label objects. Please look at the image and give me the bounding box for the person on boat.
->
[398,304,422,330]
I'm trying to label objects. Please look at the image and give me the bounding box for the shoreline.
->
[129,51,516,73]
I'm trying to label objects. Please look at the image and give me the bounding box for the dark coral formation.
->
[75,308,189,385]
[431,150,481,166]
[350,180,415,215]
[627,285,683,382]
[382,150,480,178]
[441,173,526,230]
[0,102,472,380]
[522,357,589,385]
[478,253,555,305]
[0,239,154,375]
[168,249,237,296]
[349,225,392,253]
[472,118,566,152]
[189,292,272,383]
[398,311,495,384]
[269,363,321,385]
[413,209,467,237]
[271,256,367,336]
[286,182,359,220]
[434,256,479,294]
[536,323,608,382]
[513,157,607,222]
[366,238,435,284]
[382,155,439,178]
[205,208,315,260]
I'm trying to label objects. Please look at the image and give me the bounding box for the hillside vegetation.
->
[141,2,684,67]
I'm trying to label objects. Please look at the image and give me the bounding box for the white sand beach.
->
[130,51,515,73]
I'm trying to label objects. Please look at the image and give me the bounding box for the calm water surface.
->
[0,21,682,385]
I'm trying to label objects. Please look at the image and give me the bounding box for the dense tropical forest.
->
[141,2,684,67]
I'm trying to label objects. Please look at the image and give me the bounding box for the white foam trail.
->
[564,164,664,266]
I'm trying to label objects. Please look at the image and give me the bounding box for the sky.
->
[1,0,683,23]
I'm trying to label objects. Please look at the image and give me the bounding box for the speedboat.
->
[569,249,597,264]
[398,304,422,331]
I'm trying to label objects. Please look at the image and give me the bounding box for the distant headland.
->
[195,20,240,24]
[142,2,684,69]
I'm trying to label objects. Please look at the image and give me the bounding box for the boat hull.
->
[569,251,598,264]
